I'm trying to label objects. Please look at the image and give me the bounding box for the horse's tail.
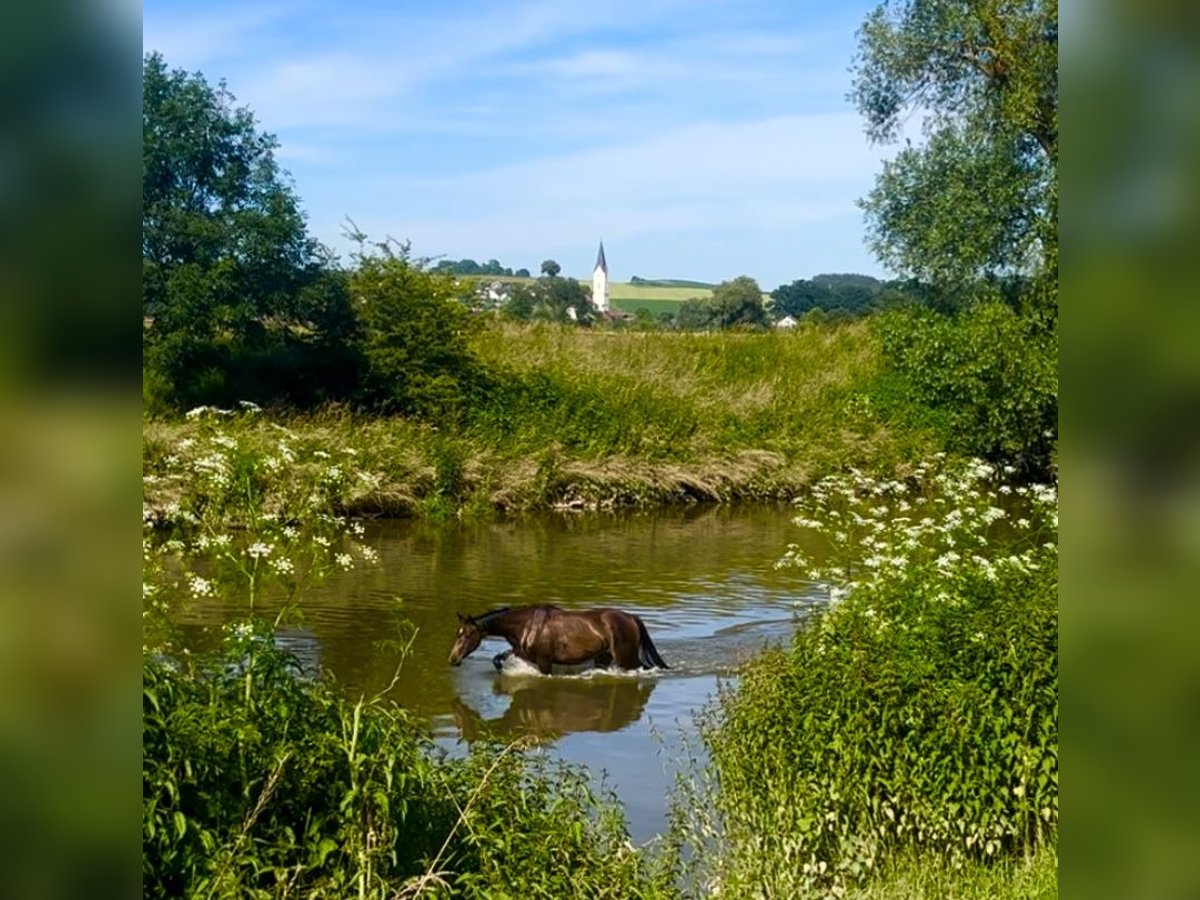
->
[635,617,669,669]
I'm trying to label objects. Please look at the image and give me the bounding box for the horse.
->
[447,605,669,675]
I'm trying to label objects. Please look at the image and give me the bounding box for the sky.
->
[142,0,901,290]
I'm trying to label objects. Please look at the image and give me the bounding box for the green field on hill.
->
[602,281,710,315]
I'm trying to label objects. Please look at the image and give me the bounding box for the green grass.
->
[610,298,686,316]
[848,846,1058,899]
[144,320,937,518]
[605,282,712,302]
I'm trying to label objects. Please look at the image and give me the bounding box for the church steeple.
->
[591,240,610,312]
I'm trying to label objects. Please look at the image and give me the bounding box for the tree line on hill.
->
[434,258,532,277]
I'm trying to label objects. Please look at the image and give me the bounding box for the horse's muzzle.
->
[448,655,461,666]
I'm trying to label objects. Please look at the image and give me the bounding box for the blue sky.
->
[143,0,899,289]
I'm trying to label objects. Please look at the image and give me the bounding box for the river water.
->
[177,502,829,843]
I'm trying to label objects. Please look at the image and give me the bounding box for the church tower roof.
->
[594,241,608,273]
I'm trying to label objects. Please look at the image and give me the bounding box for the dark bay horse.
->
[448,605,669,675]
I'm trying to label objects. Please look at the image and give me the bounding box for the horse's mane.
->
[475,606,513,626]
[474,604,559,625]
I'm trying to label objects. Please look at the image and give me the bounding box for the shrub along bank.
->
[679,460,1058,897]
[144,623,670,898]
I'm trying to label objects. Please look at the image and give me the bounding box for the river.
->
[176,502,829,843]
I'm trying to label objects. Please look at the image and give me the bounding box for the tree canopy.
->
[142,52,351,407]
[674,277,769,331]
[772,274,884,319]
[851,0,1057,301]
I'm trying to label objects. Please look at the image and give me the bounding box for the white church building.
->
[591,241,610,313]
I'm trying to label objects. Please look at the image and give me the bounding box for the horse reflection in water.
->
[451,675,656,741]
[448,605,669,675]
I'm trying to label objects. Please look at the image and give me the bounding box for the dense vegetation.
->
[679,461,1057,896]
[144,623,668,898]
[143,0,1057,893]
[143,322,925,524]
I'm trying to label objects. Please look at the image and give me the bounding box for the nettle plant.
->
[143,405,380,641]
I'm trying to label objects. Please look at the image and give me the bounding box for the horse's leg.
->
[492,649,513,670]
[613,619,642,670]
[593,650,614,669]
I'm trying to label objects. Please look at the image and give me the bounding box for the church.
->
[591,241,610,313]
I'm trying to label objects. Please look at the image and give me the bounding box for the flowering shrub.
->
[143,406,379,642]
[699,458,1057,896]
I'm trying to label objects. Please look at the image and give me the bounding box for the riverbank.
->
[143,320,939,522]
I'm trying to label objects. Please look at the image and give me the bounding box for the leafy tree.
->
[851,0,1057,304]
[515,268,531,278]
[874,302,1057,478]
[710,276,769,329]
[675,297,718,331]
[349,238,483,420]
[772,274,883,319]
[501,278,596,325]
[142,52,351,407]
[540,259,561,278]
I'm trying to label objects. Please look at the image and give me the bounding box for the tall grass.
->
[144,321,937,518]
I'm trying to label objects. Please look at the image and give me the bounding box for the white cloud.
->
[306,112,887,282]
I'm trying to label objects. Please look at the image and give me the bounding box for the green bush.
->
[696,461,1058,896]
[143,624,671,898]
[350,242,484,422]
[871,303,1057,480]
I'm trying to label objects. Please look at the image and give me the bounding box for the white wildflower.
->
[247,542,273,559]
[189,576,214,597]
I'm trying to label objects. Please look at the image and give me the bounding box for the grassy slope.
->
[143,321,935,518]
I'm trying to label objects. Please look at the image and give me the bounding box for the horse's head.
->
[448,613,484,666]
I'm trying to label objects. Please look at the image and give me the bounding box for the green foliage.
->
[540,259,562,278]
[502,277,597,325]
[143,625,670,898]
[693,461,1058,896]
[851,0,1057,296]
[871,302,1057,479]
[672,276,768,331]
[350,239,484,421]
[772,274,885,319]
[862,125,1049,295]
[435,257,517,276]
[142,53,356,408]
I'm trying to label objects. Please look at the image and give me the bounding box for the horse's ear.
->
[456,612,467,623]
